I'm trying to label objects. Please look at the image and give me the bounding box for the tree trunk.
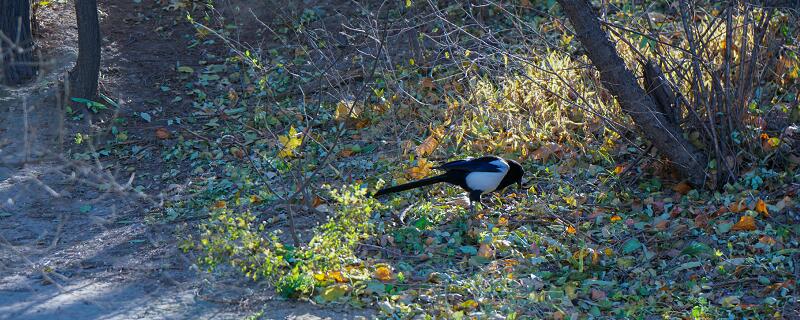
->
[557,0,707,186]
[1,0,37,85]
[66,0,101,102]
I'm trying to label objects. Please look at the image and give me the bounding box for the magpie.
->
[373,156,524,212]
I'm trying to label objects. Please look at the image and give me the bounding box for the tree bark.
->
[66,0,101,102]
[1,0,37,85]
[557,0,707,186]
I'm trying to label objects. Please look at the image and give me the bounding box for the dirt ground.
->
[0,1,371,319]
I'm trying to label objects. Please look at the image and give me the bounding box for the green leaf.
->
[459,246,478,255]
[681,241,711,257]
[364,280,386,295]
[319,284,348,302]
[140,112,151,122]
[674,261,702,272]
[716,222,733,234]
[622,238,642,254]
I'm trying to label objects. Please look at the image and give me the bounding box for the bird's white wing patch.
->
[465,158,510,194]
[466,171,507,194]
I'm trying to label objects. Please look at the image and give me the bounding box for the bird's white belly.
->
[465,171,505,194]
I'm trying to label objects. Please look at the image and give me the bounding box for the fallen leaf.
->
[729,201,745,213]
[416,134,438,157]
[421,77,436,89]
[407,158,433,180]
[338,149,354,157]
[755,199,769,217]
[477,243,495,258]
[731,215,757,231]
[373,266,393,282]
[566,225,576,234]
[497,216,508,226]
[759,236,776,246]
[672,181,692,195]
[610,215,622,222]
[531,142,561,161]
[211,200,226,209]
[155,127,171,139]
[591,288,607,301]
[694,213,709,228]
[458,299,479,310]
[328,271,347,283]
[654,220,669,230]
[278,126,302,158]
[319,284,349,302]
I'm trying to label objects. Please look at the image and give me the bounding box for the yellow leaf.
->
[407,158,433,180]
[249,195,262,205]
[566,225,576,234]
[459,299,479,310]
[767,137,781,148]
[614,165,624,174]
[320,284,349,302]
[373,266,393,282]
[405,0,411,8]
[610,215,622,222]
[314,273,326,281]
[756,199,769,217]
[732,215,757,231]
[278,126,302,158]
[497,216,508,226]
[329,271,347,283]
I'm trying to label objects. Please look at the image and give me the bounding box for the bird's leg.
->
[469,190,483,216]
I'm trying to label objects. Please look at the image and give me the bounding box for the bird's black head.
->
[498,159,525,191]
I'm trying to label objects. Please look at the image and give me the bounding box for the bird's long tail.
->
[373,174,447,197]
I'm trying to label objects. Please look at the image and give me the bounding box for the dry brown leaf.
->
[591,289,607,301]
[531,142,561,161]
[211,200,226,209]
[477,243,495,259]
[155,127,171,139]
[694,213,709,228]
[415,135,438,157]
[731,215,757,232]
[672,181,692,195]
[729,201,745,213]
[339,149,354,157]
[421,77,436,89]
[759,235,776,246]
